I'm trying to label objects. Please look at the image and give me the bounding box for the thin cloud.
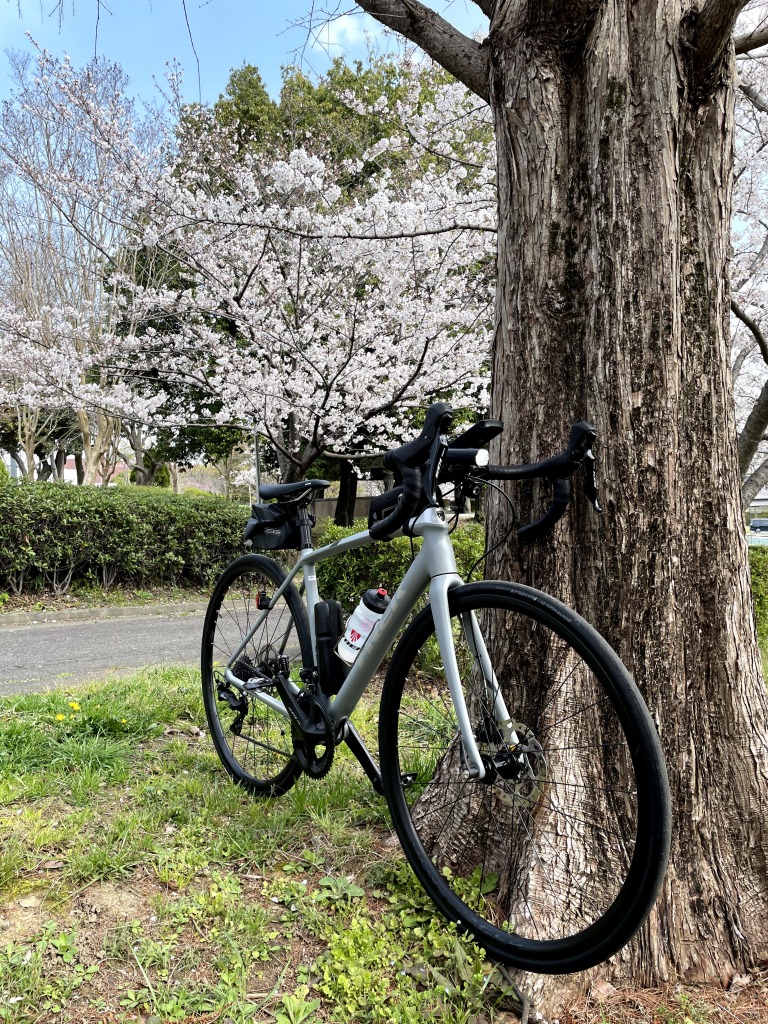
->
[311,13,381,54]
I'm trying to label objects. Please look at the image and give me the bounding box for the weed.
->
[0,837,30,892]
[277,988,322,1024]
[0,924,98,1022]
[0,667,750,1024]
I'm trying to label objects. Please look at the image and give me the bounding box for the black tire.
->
[201,554,311,796]
[379,581,670,973]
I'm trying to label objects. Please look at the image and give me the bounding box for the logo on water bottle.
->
[350,629,361,643]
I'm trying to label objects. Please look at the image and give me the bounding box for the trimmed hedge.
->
[0,482,248,595]
[6,481,768,644]
[749,547,768,639]
[316,522,768,641]
[315,518,486,613]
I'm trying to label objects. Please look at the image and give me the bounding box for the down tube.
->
[330,554,432,721]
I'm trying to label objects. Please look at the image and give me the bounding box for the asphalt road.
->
[0,608,206,696]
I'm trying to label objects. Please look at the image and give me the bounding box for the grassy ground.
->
[0,584,209,616]
[0,669,765,1024]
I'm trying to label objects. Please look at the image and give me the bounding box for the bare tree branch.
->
[685,0,748,85]
[734,295,768,480]
[732,298,768,364]
[739,75,768,112]
[733,335,756,381]
[739,378,768,481]
[354,0,490,101]
[735,24,768,54]
[742,454,768,506]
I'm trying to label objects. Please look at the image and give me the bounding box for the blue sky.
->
[0,1,486,105]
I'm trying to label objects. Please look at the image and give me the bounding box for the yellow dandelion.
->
[68,701,81,711]
[121,719,127,724]
[55,714,65,721]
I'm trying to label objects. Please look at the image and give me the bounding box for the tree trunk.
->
[7,445,30,480]
[76,410,120,486]
[53,448,66,480]
[481,0,768,1005]
[334,460,358,526]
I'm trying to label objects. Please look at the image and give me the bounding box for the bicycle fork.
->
[429,577,513,782]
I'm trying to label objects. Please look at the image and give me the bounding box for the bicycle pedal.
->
[400,772,417,788]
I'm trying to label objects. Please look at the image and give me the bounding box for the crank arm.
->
[271,674,327,739]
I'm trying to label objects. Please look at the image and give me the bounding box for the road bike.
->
[201,404,671,974]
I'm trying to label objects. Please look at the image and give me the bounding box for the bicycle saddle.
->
[259,479,330,500]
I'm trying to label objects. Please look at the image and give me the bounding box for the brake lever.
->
[583,450,603,513]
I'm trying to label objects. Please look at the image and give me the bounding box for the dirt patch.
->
[558,973,768,1023]
[0,896,47,944]
[79,881,149,921]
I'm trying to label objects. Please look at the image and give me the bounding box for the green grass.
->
[0,667,523,1024]
[1,667,760,1024]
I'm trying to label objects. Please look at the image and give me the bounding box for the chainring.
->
[291,692,335,780]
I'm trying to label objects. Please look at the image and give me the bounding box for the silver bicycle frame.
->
[223,507,511,779]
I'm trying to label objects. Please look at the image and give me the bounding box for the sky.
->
[0,0,487,106]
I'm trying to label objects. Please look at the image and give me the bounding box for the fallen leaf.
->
[728,973,752,992]
[591,978,619,1002]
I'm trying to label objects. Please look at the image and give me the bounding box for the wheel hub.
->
[475,717,547,805]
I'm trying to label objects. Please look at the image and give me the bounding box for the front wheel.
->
[201,554,311,796]
[379,581,670,973]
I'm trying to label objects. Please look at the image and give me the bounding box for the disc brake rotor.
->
[479,717,547,807]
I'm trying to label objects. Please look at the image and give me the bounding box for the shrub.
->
[749,547,768,639]
[0,482,248,595]
[314,519,486,613]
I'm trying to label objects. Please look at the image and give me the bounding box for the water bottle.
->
[337,588,391,665]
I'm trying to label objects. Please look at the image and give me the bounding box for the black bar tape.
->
[517,477,572,543]
[369,465,422,540]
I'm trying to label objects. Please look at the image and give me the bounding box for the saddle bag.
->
[243,502,301,550]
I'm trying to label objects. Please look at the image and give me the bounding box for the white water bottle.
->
[337,588,391,665]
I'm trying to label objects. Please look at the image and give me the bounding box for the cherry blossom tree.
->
[0,50,497,482]
[0,51,162,484]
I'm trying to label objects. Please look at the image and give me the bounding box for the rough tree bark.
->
[76,410,121,486]
[355,0,768,1010]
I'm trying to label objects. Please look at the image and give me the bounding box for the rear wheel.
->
[379,581,670,973]
[201,554,311,796]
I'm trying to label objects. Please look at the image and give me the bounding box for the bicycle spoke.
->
[390,587,649,957]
